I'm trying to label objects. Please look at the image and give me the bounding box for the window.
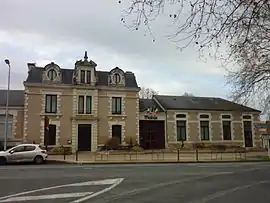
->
[86,96,92,114]
[78,96,84,114]
[78,95,92,114]
[80,70,85,83]
[25,146,36,151]
[112,125,122,143]
[112,97,122,114]
[222,115,231,119]
[222,121,232,140]
[200,121,210,140]
[200,114,209,119]
[113,73,121,84]
[47,69,57,80]
[11,146,25,153]
[243,115,252,120]
[0,115,13,141]
[86,71,91,83]
[176,120,186,141]
[45,95,57,113]
[176,114,186,119]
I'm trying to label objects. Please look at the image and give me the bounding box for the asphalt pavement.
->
[0,162,270,203]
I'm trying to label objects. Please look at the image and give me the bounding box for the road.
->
[0,162,269,203]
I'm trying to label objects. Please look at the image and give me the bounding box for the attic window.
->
[243,115,252,119]
[113,73,121,84]
[222,115,231,119]
[176,114,186,118]
[47,69,57,80]
[200,114,209,119]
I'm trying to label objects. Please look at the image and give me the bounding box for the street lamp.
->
[4,59,11,151]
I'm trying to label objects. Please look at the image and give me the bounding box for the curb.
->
[47,159,270,165]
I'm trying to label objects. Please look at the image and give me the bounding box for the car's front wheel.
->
[34,156,44,164]
[0,157,7,165]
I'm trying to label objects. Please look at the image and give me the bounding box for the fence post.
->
[75,150,78,161]
[63,146,66,160]
[177,149,180,162]
[195,148,199,162]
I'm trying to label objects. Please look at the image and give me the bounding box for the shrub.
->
[132,145,143,152]
[48,146,72,155]
[106,137,120,149]
[209,144,226,151]
[193,143,205,149]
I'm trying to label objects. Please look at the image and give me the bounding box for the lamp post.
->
[4,59,11,151]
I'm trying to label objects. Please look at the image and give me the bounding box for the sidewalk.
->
[47,151,269,164]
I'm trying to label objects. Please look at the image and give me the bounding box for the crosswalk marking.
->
[0,192,93,202]
[0,178,124,203]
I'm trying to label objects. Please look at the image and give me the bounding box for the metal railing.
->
[49,146,266,163]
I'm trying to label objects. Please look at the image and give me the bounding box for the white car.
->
[0,144,48,165]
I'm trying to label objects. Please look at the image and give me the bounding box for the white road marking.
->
[0,192,93,202]
[71,178,124,203]
[0,178,124,203]
[188,181,269,203]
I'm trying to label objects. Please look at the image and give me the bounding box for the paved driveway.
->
[0,162,269,202]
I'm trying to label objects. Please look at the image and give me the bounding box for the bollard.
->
[177,149,180,162]
[75,150,78,161]
[195,148,199,162]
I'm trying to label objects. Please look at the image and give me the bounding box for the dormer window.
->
[80,70,91,84]
[109,67,125,86]
[80,70,85,83]
[44,62,61,82]
[113,73,121,84]
[86,70,91,83]
[47,69,57,80]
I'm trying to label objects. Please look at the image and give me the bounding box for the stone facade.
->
[22,54,140,152]
[163,110,261,148]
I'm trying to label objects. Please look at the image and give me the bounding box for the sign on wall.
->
[144,108,159,119]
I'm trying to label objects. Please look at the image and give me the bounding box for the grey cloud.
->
[0,0,189,60]
[0,0,229,97]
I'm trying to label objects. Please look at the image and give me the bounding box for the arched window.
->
[113,73,121,84]
[47,69,57,80]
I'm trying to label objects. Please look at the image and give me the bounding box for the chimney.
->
[27,63,36,71]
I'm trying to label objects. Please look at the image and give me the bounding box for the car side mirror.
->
[9,150,14,154]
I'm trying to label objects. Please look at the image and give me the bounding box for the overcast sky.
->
[0,0,232,98]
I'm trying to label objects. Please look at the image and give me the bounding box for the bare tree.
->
[118,0,270,112]
[139,87,159,99]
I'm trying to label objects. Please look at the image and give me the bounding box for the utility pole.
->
[4,59,11,151]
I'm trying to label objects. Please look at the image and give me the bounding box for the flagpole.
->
[4,59,11,151]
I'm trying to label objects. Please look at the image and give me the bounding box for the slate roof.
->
[25,67,139,88]
[139,99,164,112]
[154,95,261,113]
[0,90,24,107]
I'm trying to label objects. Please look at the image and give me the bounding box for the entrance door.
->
[44,124,56,146]
[139,120,165,150]
[243,121,253,147]
[112,125,122,143]
[78,124,91,151]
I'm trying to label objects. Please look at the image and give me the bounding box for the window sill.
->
[108,115,127,120]
[71,114,98,121]
[108,114,127,117]
[40,113,62,117]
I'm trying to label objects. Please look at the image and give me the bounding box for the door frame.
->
[77,124,92,151]
[139,120,165,150]
[243,120,254,148]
